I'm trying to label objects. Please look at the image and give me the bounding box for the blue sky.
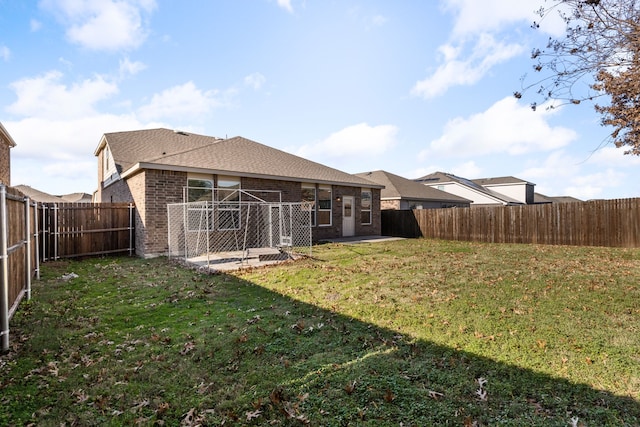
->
[2,0,639,199]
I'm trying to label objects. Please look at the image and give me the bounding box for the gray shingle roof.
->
[535,193,582,203]
[13,185,63,203]
[98,128,382,188]
[355,170,470,203]
[13,185,91,203]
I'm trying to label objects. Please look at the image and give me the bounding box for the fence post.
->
[24,197,31,300]
[53,203,58,260]
[33,202,40,280]
[0,184,9,352]
[129,203,134,256]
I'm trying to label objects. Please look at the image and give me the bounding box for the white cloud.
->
[369,14,388,27]
[297,123,398,160]
[420,97,577,159]
[521,150,579,180]
[7,114,164,194]
[277,0,293,13]
[119,57,146,78]
[412,33,524,98]
[41,0,157,51]
[586,146,640,168]
[451,161,483,178]
[30,19,42,32]
[441,0,566,37]
[564,169,625,200]
[136,81,223,121]
[7,70,118,119]
[413,0,567,98]
[518,151,633,200]
[1,45,10,61]
[244,72,266,90]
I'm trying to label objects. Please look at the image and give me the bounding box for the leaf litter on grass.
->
[2,242,640,426]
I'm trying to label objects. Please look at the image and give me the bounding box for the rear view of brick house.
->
[94,128,383,257]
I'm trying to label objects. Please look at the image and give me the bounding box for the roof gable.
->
[0,122,17,148]
[98,128,381,188]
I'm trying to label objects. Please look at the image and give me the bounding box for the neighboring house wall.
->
[425,182,505,205]
[482,183,534,204]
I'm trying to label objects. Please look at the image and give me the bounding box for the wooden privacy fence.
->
[382,198,640,248]
[0,185,38,352]
[39,202,135,261]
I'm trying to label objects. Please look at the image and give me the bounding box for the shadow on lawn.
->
[3,256,639,426]
[211,271,640,426]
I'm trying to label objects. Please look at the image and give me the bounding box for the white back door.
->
[342,196,355,237]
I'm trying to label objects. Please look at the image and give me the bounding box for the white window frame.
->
[361,189,372,225]
[317,185,332,227]
[186,176,214,231]
[217,176,241,231]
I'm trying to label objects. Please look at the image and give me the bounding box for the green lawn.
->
[1,238,639,426]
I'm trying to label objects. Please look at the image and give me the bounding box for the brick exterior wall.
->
[97,165,382,257]
[241,177,302,202]
[313,185,382,241]
[135,170,185,257]
[0,141,11,186]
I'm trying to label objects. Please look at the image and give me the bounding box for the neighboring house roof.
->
[472,176,533,186]
[60,192,93,203]
[533,192,555,204]
[355,170,470,203]
[96,128,383,188]
[415,171,523,205]
[0,122,17,148]
[14,185,64,203]
[14,185,93,203]
[551,196,582,203]
[535,193,583,204]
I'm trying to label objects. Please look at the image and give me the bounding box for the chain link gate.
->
[167,193,312,270]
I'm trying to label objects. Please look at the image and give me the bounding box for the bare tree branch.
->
[519,0,640,153]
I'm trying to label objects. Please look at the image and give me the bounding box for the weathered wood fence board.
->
[382,198,640,248]
[1,187,135,351]
[1,185,38,351]
[39,202,135,261]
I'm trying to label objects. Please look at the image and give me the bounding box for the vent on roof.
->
[174,130,189,136]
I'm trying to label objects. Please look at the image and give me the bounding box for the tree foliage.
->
[516,0,640,154]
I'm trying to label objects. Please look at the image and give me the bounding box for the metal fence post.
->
[1,184,9,352]
[33,202,40,280]
[24,197,31,300]
[53,203,58,260]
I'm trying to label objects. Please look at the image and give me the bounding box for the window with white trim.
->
[217,176,241,230]
[361,189,372,225]
[301,184,316,226]
[187,177,213,231]
[317,185,332,226]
